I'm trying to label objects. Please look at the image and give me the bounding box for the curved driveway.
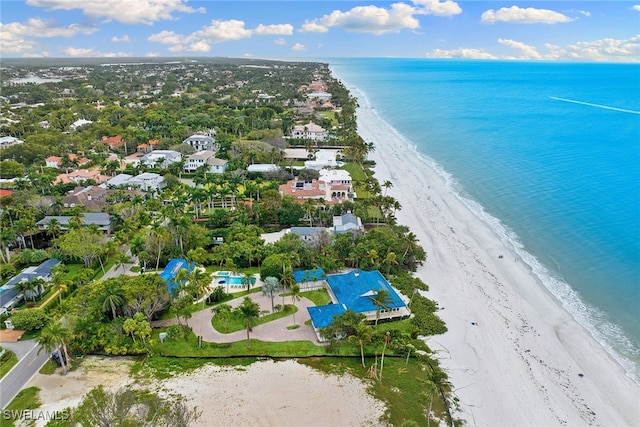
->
[152,292,320,344]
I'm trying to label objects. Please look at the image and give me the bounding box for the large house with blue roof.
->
[159,258,195,295]
[305,269,411,341]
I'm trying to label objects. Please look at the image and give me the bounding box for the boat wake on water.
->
[549,96,640,115]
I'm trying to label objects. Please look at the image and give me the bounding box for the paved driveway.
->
[153,292,319,344]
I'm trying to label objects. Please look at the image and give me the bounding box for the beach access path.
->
[151,290,319,344]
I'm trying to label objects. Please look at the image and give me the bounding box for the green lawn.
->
[300,356,451,427]
[211,304,297,333]
[342,161,369,181]
[0,349,18,378]
[299,288,331,306]
[2,387,41,427]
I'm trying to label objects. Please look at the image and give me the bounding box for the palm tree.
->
[369,288,392,326]
[382,180,393,196]
[189,267,210,309]
[290,283,301,326]
[15,279,37,303]
[261,276,281,312]
[37,321,72,374]
[212,303,233,332]
[45,218,62,239]
[236,297,260,341]
[115,252,130,273]
[279,266,295,306]
[420,380,439,427]
[379,331,391,383]
[99,282,125,320]
[383,251,398,276]
[241,275,252,293]
[349,321,373,368]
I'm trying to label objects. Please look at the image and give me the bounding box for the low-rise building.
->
[290,122,328,141]
[141,150,181,169]
[183,134,218,152]
[45,153,90,169]
[332,212,363,234]
[36,213,113,233]
[0,136,24,149]
[126,172,165,192]
[184,150,228,174]
[54,169,110,185]
[306,270,411,341]
[247,164,279,174]
[100,135,124,150]
[1,258,61,314]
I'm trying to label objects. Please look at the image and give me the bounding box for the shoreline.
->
[346,84,640,424]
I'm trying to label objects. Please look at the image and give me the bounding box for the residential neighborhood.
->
[0,57,447,426]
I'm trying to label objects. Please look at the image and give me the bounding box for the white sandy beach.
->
[355,100,640,425]
[27,357,387,427]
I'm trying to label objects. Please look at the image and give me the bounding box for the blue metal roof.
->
[307,304,347,329]
[293,268,326,283]
[159,258,194,294]
[307,270,407,330]
[326,270,406,313]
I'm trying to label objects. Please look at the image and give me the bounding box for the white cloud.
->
[481,6,572,24]
[254,24,294,36]
[111,35,130,43]
[633,5,640,12]
[545,35,640,62]
[425,48,498,59]
[311,3,420,35]
[0,30,38,53]
[1,17,96,54]
[63,46,95,56]
[291,43,306,51]
[145,52,159,57]
[426,35,640,62]
[300,21,329,33]
[300,1,460,35]
[274,38,287,46]
[63,46,131,57]
[2,18,96,38]
[26,0,205,25]
[412,0,462,16]
[498,38,542,59]
[148,19,295,52]
[192,20,252,43]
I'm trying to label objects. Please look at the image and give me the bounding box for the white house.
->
[141,150,181,169]
[183,134,218,152]
[184,150,228,174]
[126,172,165,191]
[306,91,332,102]
[69,118,93,131]
[290,123,328,142]
[304,149,339,170]
[101,172,165,192]
[247,164,279,173]
[0,136,24,149]
[319,169,352,186]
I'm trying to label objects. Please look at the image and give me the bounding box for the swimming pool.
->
[213,271,245,285]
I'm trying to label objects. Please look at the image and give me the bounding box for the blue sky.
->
[1,1,639,61]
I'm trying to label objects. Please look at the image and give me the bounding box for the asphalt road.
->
[0,340,49,410]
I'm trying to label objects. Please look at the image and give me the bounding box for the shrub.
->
[10,309,50,332]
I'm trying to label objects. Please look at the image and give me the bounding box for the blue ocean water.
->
[329,58,640,380]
